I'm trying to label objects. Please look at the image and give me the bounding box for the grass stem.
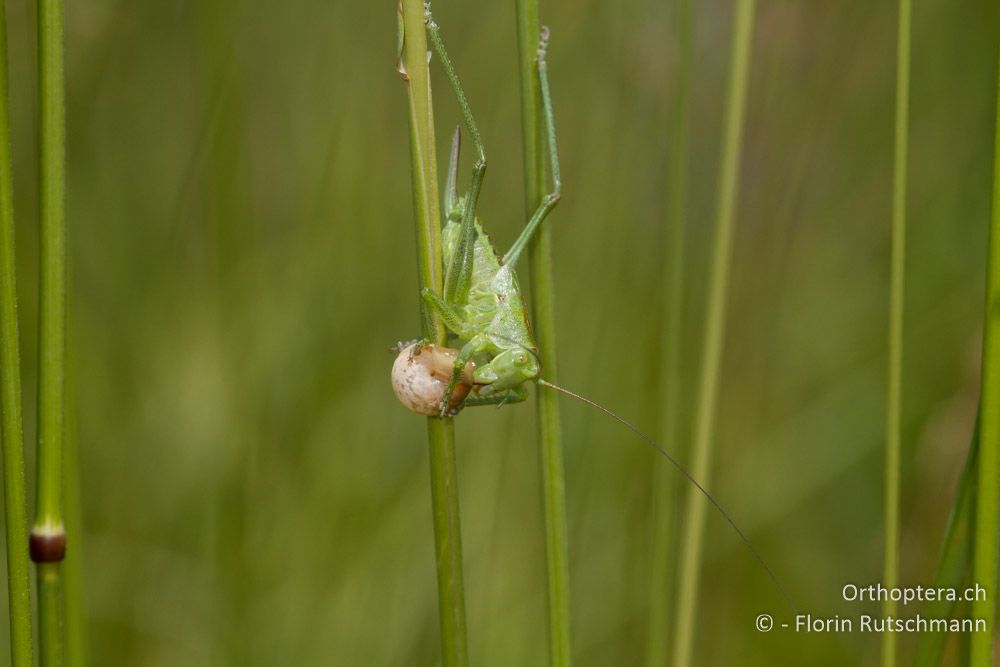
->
[399,3,468,665]
[971,39,1000,667]
[32,0,68,663]
[514,2,571,665]
[914,420,977,667]
[671,2,754,665]
[883,1,910,665]
[646,0,692,664]
[0,0,34,664]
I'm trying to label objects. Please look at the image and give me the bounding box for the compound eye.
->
[516,353,528,365]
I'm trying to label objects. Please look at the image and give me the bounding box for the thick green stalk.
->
[515,2,571,665]
[671,2,754,666]
[883,1,910,665]
[0,0,34,664]
[971,41,1000,667]
[399,3,468,666]
[646,0,692,664]
[32,0,68,664]
[38,564,62,666]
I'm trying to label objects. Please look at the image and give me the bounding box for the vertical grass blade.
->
[646,0,692,664]
[514,2,571,665]
[882,1,910,665]
[398,3,469,666]
[32,0,68,663]
[671,2,755,665]
[971,40,1000,667]
[0,1,34,664]
[913,421,978,667]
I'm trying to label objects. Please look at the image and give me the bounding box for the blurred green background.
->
[0,0,997,664]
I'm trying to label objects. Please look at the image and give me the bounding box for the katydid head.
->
[475,347,539,394]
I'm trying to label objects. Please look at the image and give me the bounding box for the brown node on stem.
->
[29,529,66,563]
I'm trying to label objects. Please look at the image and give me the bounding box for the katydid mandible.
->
[393,2,796,614]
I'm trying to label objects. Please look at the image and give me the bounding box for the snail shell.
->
[391,342,474,416]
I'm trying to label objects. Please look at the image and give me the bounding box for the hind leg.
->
[502,27,562,268]
[424,3,487,306]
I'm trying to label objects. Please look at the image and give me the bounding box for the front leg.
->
[440,334,489,417]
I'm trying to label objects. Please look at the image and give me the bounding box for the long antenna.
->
[537,378,797,614]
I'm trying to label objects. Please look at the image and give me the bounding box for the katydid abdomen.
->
[441,219,536,356]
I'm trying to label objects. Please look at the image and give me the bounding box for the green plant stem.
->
[33,0,68,664]
[671,2,754,665]
[515,2,571,666]
[883,1,910,666]
[38,564,62,666]
[646,0,691,664]
[399,3,468,666]
[0,0,34,664]
[914,421,978,667]
[972,41,1000,667]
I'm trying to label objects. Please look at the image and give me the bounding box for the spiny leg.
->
[503,27,562,268]
[443,126,462,221]
[463,384,529,408]
[424,3,487,306]
[421,287,469,338]
[441,334,489,417]
[420,128,464,339]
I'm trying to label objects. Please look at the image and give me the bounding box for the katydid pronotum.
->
[392,2,796,613]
